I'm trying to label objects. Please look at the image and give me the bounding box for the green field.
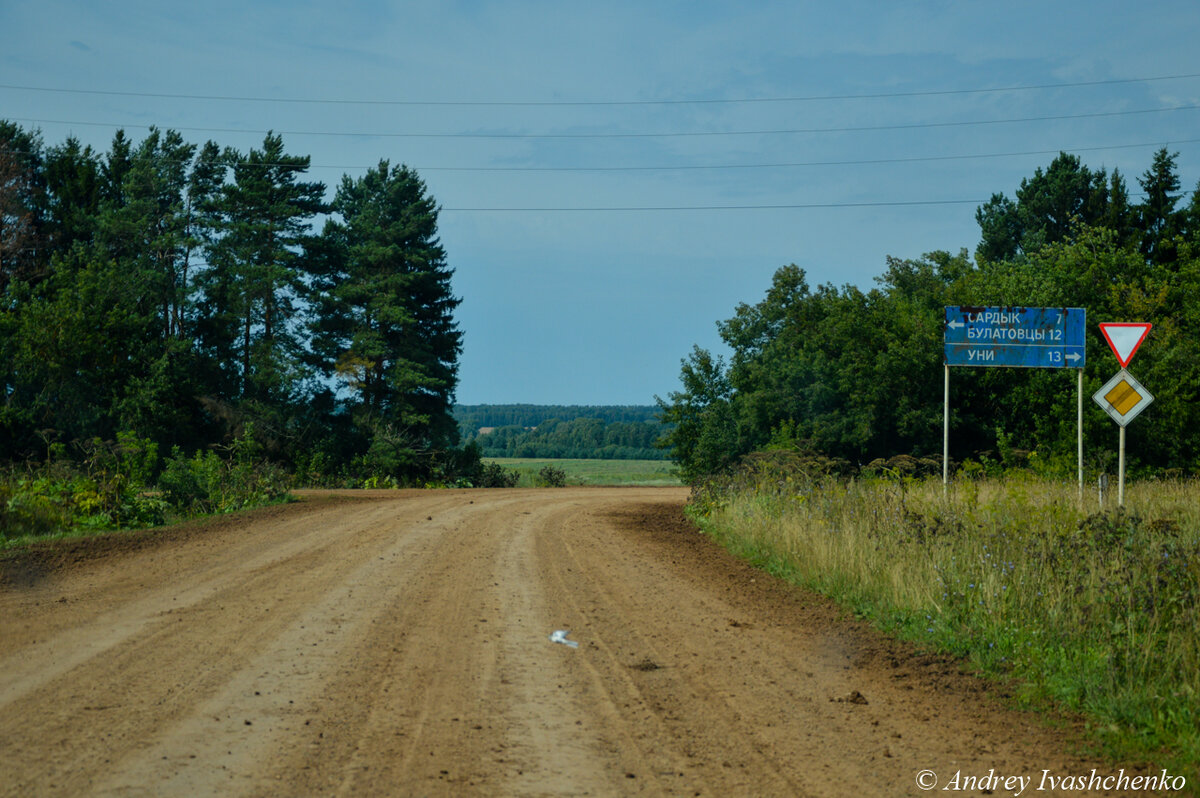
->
[484,458,681,486]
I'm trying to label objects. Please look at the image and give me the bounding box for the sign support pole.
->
[943,364,949,496]
[1118,425,1126,507]
[1077,368,1083,502]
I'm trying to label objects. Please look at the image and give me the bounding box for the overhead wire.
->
[6,104,1200,141]
[3,72,1196,213]
[3,137,1196,173]
[1,71,1198,106]
[438,199,989,212]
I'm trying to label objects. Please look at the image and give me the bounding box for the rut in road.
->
[0,488,1126,796]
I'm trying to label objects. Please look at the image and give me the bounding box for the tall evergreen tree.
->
[93,129,211,446]
[0,122,45,289]
[1101,168,1138,249]
[1137,147,1182,265]
[42,136,103,258]
[312,161,462,475]
[197,133,325,404]
[97,128,197,339]
[975,152,1108,261]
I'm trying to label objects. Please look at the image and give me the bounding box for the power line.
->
[3,137,1196,174]
[440,199,987,212]
[2,72,1198,107]
[417,139,1200,172]
[9,103,1200,141]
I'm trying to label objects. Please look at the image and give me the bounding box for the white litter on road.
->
[549,630,579,648]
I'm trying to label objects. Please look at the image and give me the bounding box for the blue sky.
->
[3,2,1199,404]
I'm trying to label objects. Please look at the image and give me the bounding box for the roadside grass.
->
[484,457,681,486]
[690,470,1200,784]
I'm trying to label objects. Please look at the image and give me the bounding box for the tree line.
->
[454,403,662,431]
[464,415,668,460]
[659,149,1200,481]
[0,121,470,483]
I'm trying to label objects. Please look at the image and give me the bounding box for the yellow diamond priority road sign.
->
[1092,369,1154,427]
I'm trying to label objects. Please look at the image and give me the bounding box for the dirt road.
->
[0,488,1143,796]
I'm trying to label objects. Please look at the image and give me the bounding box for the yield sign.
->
[1099,322,1152,367]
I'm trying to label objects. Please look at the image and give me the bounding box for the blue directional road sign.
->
[944,306,1086,369]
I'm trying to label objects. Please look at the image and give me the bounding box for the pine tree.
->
[1137,147,1182,265]
[975,152,1108,261]
[43,136,103,257]
[312,161,462,475]
[197,133,325,404]
[97,128,197,339]
[0,121,45,289]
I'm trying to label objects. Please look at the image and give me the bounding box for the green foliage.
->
[1,121,467,491]
[483,458,679,486]
[476,461,519,488]
[158,427,288,515]
[536,464,567,487]
[466,414,669,460]
[0,433,170,539]
[0,477,71,538]
[975,152,1113,262]
[656,346,736,482]
[661,149,1200,480]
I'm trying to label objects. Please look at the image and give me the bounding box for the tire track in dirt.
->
[0,488,1152,797]
[0,493,478,796]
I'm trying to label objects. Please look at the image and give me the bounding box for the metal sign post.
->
[1119,427,1126,506]
[943,306,1087,493]
[943,364,950,496]
[1077,368,1084,503]
[1091,367,1154,507]
[1093,323,1153,508]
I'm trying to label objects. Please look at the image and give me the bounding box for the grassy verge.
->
[690,468,1200,783]
[484,457,681,486]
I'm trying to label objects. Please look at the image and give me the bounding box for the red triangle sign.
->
[1099,322,1152,367]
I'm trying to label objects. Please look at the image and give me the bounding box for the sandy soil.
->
[0,488,1160,796]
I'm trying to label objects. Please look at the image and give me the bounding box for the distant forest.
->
[455,405,668,460]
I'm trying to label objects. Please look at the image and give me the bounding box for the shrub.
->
[0,477,69,539]
[537,464,568,487]
[477,462,519,488]
[158,430,289,515]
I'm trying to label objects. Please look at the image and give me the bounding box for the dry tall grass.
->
[693,469,1200,777]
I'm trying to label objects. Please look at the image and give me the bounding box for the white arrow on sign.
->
[946,319,964,330]
[1066,352,1081,363]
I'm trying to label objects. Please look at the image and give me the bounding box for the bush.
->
[477,462,519,488]
[537,464,567,487]
[0,463,166,540]
[0,477,69,539]
[158,429,289,515]
[158,448,222,513]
